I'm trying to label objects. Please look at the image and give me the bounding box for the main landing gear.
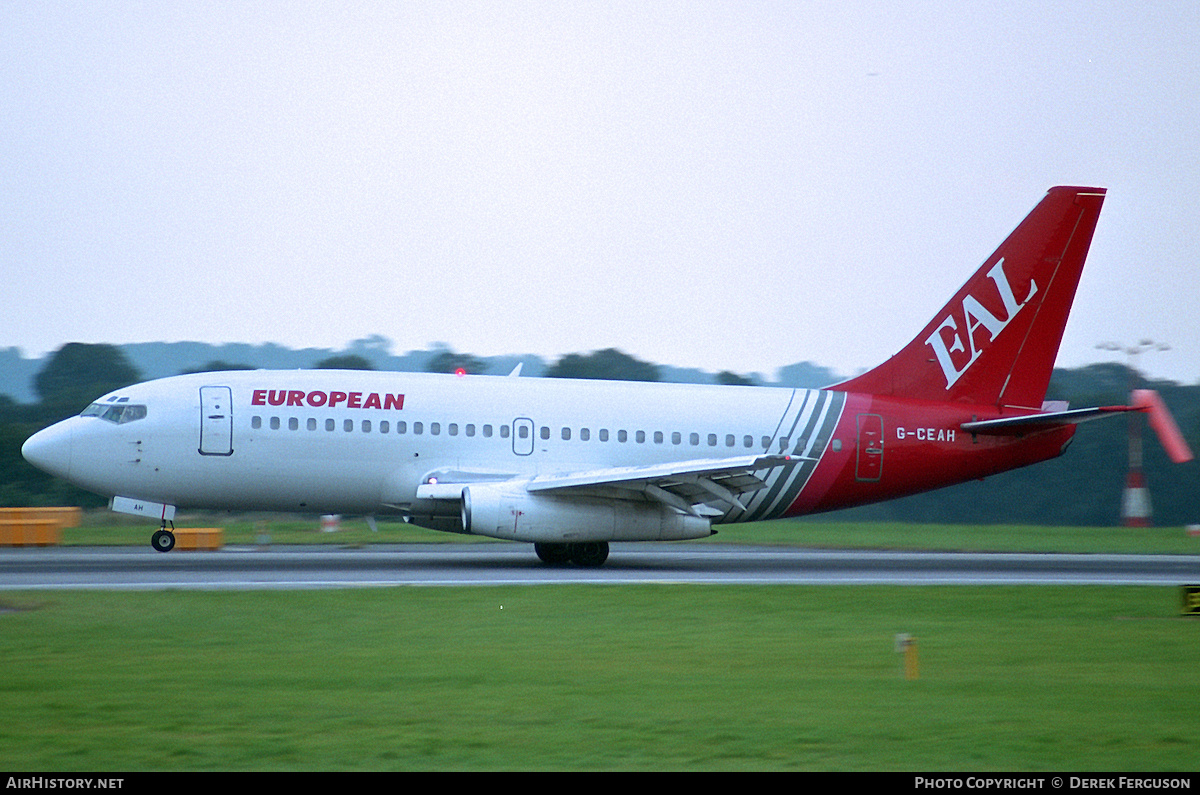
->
[151,521,176,553]
[534,541,609,568]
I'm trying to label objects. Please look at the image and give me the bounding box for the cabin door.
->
[199,386,234,456]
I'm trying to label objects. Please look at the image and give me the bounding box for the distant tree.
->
[1046,363,1134,405]
[545,349,660,382]
[347,334,393,355]
[426,351,487,375]
[34,343,142,418]
[776,361,843,389]
[314,354,375,370]
[181,360,256,374]
[715,371,756,386]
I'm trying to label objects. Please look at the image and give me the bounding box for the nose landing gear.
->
[151,521,176,553]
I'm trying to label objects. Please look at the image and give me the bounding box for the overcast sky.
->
[3,2,1197,383]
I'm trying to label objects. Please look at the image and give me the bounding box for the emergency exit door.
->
[199,386,234,456]
[512,418,534,456]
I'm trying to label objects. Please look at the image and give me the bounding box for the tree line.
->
[3,343,1197,525]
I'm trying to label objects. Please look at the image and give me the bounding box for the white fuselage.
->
[24,370,846,531]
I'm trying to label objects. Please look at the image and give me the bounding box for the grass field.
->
[1,585,1197,770]
[6,515,1199,770]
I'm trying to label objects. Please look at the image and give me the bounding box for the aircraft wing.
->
[527,454,796,517]
[416,454,795,517]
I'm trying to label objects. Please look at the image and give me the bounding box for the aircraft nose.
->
[22,422,73,480]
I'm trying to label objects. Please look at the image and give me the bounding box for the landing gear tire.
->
[151,529,176,553]
[568,541,609,568]
[534,542,573,565]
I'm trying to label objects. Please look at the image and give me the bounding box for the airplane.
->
[20,186,1193,566]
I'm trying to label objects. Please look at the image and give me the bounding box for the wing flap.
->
[528,454,795,515]
[527,454,789,491]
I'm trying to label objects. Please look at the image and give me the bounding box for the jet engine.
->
[460,483,712,543]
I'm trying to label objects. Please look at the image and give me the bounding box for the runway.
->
[1,544,1198,589]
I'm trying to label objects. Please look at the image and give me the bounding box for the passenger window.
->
[362,420,371,433]
[326,419,335,432]
[561,427,571,441]
[518,425,529,439]
[654,431,663,444]
[308,418,317,431]
[617,430,628,443]
[252,416,262,430]
[580,428,590,441]
[672,431,681,445]
[270,417,280,430]
[397,421,407,434]
[744,435,753,448]
[466,424,475,437]
[690,433,699,446]
[344,419,353,432]
[380,421,389,433]
[635,430,645,443]
[431,423,440,435]
[725,434,735,447]
[483,424,493,438]
[599,429,609,442]
[540,426,550,440]
[708,433,717,446]
[414,422,424,435]
[289,417,299,431]
[449,423,458,436]
[501,425,510,439]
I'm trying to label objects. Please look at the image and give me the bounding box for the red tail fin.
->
[834,186,1107,408]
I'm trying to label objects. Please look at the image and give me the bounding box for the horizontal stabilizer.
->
[960,406,1136,436]
[962,392,1195,465]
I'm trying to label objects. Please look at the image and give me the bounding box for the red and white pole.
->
[1121,465,1152,527]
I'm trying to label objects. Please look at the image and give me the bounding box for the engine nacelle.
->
[461,484,712,543]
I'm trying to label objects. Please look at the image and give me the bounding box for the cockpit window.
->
[81,403,148,424]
